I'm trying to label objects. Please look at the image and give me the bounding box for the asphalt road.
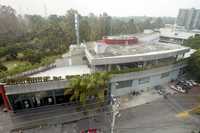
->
[115,97,200,133]
[6,87,200,133]
[18,111,112,133]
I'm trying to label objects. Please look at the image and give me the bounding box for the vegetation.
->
[0,4,166,79]
[0,62,7,72]
[183,35,200,81]
[0,55,59,79]
[109,67,145,74]
[64,72,110,106]
[187,50,200,81]
[183,35,200,49]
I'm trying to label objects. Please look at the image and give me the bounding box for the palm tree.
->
[64,72,110,106]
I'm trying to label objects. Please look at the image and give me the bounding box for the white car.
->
[176,85,186,93]
[186,81,193,87]
[189,80,197,86]
[170,85,186,93]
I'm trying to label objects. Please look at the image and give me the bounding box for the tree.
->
[63,9,79,44]
[99,13,112,36]
[0,63,7,72]
[184,36,200,50]
[0,4,21,34]
[127,19,138,34]
[187,49,200,80]
[64,72,110,106]
[154,17,164,28]
[79,17,91,42]
[182,36,200,80]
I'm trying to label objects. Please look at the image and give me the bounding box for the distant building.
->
[177,8,200,30]
[159,31,194,44]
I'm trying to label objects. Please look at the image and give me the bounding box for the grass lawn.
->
[2,60,30,71]
[0,55,61,79]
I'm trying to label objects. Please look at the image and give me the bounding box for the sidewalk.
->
[120,89,162,110]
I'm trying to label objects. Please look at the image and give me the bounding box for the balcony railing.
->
[108,59,187,75]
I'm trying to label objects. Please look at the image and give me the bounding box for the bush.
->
[0,63,7,71]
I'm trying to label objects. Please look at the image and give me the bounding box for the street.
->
[0,86,199,133]
[115,86,200,133]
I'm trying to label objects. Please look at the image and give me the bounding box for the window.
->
[115,80,132,89]
[161,72,170,78]
[139,77,150,84]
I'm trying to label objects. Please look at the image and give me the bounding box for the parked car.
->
[157,90,164,95]
[185,81,193,87]
[155,86,162,90]
[176,85,186,93]
[170,85,186,93]
[189,80,197,86]
[170,85,176,89]
[178,80,192,88]
[178,82,191,90]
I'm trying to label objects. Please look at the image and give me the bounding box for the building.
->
[0,32,191,111]
[84,36,190,96]
[3,80,69,111]
[159,31,194,44]
[177,8,200,30]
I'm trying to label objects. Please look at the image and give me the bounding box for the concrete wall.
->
[86,48,189,66]
[110,64,182,96]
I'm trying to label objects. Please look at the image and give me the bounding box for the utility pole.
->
[74,13,80,45]
[111,96,120,133]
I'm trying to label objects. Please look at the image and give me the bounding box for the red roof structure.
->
[98,36,138,45]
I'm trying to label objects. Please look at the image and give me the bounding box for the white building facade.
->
[84,33,190,96]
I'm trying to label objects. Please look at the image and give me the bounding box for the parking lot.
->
[119,78,200,110]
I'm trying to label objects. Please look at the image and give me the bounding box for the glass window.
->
[161,72,170,78]
[55,89,64,96]
[139,77,150,84]
[116,80,132,89]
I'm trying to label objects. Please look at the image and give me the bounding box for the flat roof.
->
[160,32,194,40]
[86,42,189,58]
[85,42,190,65]
[5,80,68,95]
[31,65,91,78]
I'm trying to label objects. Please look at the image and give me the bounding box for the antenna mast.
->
[74,13,80,45]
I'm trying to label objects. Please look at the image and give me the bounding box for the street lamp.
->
[111,95,120,133]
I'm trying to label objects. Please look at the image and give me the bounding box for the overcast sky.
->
[1,0,200,17]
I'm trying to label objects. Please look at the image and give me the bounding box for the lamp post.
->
[111,96,120,133]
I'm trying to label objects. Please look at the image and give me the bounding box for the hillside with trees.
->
[0,4,166,79]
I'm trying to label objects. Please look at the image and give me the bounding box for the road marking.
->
[176,111,190,118]
[176,105,200,119]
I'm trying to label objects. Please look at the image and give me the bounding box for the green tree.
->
[187,49,200,80]
[0,63,7,71]
[184,36,200,49]
[80,17,91,42]
[127,19,138,34]
[64,72,110,106]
